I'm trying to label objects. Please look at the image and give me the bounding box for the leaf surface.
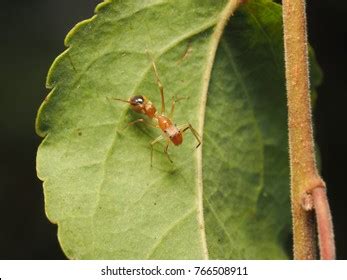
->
[36,0,321,259]
[205,2,290,259]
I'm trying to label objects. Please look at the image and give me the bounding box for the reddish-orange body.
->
[157,115,183,146]
[128,95,183,146]
[113,56,201,165]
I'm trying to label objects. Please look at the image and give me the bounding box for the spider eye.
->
[130,95,144,105]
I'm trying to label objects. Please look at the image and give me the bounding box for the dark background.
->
[0,0,346,259]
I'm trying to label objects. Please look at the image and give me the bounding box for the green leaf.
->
[36,0,321,259]
[204,2,291,259]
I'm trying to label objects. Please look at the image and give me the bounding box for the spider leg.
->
[146,50,165,114]
[178,123,202,148]
[150,135,173,166]
[122,118,155,130]
[169,96,189,119]
[150,135,164,167]
[164,139,173,163]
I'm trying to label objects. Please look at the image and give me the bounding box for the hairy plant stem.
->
[282,0,335,259]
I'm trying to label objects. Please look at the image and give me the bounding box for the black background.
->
[0,0,346,259]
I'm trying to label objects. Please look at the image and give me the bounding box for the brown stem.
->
[282,0,335,259]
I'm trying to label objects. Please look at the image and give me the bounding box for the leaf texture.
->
[36,0,321,259]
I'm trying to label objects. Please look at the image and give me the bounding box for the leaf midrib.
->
[197,0,241,259]
[84,6,226,259]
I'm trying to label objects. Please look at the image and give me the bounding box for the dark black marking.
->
[130,95,144,105]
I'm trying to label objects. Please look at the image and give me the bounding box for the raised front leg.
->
[147,51,166,114]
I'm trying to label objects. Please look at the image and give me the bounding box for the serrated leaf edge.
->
[35,0,242,259]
